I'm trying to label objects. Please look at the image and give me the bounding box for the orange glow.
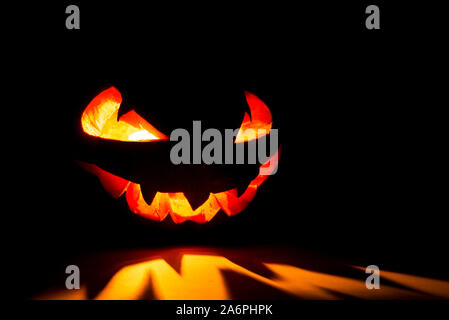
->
[82,87,272,144]
[80,149,278,223]
[79,87,277,223]
[81,87,168,141]
[35,251,449,300]
[235,91,272,143]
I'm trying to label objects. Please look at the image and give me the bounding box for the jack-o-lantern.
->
[78,87,279,223]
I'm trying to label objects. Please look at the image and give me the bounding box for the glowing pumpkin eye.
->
[81,87,168,142]
[235,91,272,143]
[78,87,278,224]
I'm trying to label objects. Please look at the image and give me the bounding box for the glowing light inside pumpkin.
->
[79,149,278,223]
[235,91,272,143]
[81,87,168,141]
[79,86,277,223]
[81,86,272,143]
[128,130,159,141]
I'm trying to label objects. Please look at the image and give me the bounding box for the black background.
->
[6,1,447,300]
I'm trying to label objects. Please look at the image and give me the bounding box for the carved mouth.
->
[80,150,278,223]
[79,86,278,223]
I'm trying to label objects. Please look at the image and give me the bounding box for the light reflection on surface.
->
[35,247,449,300]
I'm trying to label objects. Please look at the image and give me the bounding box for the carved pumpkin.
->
[78,87,278,223]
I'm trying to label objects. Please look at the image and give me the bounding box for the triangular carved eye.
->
[81,86,169,142]
[78,87,278,224]
[235,91,272,143]
[81,87,272,143]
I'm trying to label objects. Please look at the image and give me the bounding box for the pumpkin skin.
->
[77,87,279,223]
